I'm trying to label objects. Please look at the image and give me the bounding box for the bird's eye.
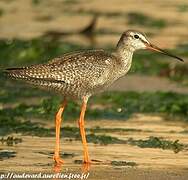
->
[134,34,139,39]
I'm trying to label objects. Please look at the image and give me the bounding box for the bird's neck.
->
[114,43,134,74]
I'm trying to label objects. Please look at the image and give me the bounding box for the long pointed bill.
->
[145,43,184,62]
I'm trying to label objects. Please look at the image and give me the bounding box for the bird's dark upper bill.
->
[146,44,184,62]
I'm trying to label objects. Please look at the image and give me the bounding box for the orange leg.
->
[53,99,67,164]
[78,97,91,164]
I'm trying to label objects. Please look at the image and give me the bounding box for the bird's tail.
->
[4,67,29,80]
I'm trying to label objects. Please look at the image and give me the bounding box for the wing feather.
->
[5,50,115,86]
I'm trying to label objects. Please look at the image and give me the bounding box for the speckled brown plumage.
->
[5,49,133,99]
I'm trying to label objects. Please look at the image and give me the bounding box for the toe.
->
[53,156,64,164]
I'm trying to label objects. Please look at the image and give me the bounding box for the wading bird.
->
[5,30,183,167]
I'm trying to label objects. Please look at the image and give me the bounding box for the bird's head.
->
[117,30,183,62]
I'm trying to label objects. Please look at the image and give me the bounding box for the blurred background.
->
[0,0,188,178]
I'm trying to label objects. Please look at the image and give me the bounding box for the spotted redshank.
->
[5,30,183,166]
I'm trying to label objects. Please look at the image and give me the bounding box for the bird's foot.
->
[82,161,91,172]
[53,156,64,173]
[53,155,64,164]
[83,159,92,164]
[76,159,104,172]
[53,163,62,173]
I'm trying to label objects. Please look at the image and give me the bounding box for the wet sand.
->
[108,75,188,93]
[0,0,188,48]
[1,114,188,179]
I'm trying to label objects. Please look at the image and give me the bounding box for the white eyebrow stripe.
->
[139,34,150,43]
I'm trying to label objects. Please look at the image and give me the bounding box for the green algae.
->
[111,161,137,167]
[127,136,185,153]
[0,136,22,146]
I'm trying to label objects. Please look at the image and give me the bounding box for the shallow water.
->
[1,114,188,179]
